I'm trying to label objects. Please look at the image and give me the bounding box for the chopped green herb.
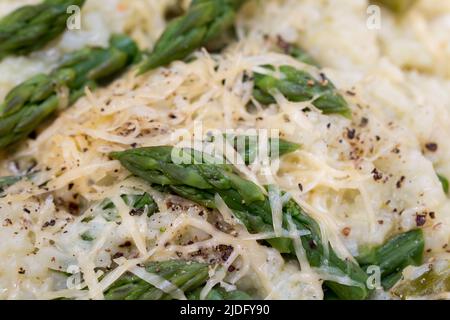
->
[80,231,95,242]
[253,65,351,118]
[437,174,449,194]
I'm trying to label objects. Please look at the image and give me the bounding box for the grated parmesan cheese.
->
[0,0,449,300]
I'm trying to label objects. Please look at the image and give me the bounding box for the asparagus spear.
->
[0,34,139,148]
[79,193,159,223]
[253,65,351,118]
[104,260,210,300]
[373,0,418,14]
[212,134,300,165]
[0,170,37,195]
[357,229,424,289]
[101,193,159,217]
[139,0,248,74]
[0,175,22,194]
[275,37,319,67]
[288,46,319,67]
[0,0,86,59]
[391,262,450,299]
[437,174,449,194]
[188,287,252,300]
[111,146,370,299]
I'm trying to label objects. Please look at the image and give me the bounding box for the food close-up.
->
[0,0,448,300]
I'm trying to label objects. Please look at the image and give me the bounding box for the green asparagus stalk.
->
[357,229,424,289]
[275,38,319,67]
[391,261,450,299]
[437,174,449,194]
[80,193,159,223]
[212,134,300,165]
[188,287,252,300]
[0,175,22,194]
[139,0,248,74]
[253,65,351,118]
[111,146,370,299]
[0,34,139,148]
[373,0,418,14]
[0,0,86,59]
[101,193,159,217]
[288,46,319,67]
[104,260,210,300]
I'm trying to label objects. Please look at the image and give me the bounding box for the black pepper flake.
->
[18,267,26,274]
[243,71,253,83]
[360,117,369,127]
[415,214,427,227]
[112,252,124,259]
[68,202,80,215]
[119,241,132,248]
[298,183,304,192]
[347,128,356,140]
[425,143,438,152]
[371,168,383,181]
[43,220,56,228]
[346,90,356,96]
[68,183,74,191]
[23,208,31,214]
[396,176,406,188]
[429,212,436,219]
[308,239,317,249]
[276,35,291,53]
[28,131,37,140]
[216,245,233,262]
[129,208,144,217]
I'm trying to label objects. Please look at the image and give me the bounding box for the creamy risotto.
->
[0,0,448,300]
